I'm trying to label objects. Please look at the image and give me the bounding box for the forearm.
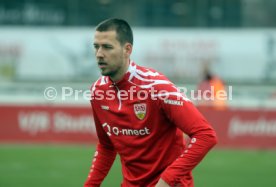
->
[161,131,217,186]
[84,143,117,187]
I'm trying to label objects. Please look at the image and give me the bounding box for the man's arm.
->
[84,105,116,187]
[84,143,116,187]
[155,84,217,186]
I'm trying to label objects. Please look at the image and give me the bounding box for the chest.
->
[96,97,155,132]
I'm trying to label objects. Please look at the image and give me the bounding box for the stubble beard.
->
[100,65,120,79]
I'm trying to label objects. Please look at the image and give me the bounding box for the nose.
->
[96,47,104,58]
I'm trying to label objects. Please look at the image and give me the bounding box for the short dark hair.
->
[96,18,133,46]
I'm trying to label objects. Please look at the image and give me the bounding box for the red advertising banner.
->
[199,107,276,149]
[0,105,276,149]
[0,105,97,144]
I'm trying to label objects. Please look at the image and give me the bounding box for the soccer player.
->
[84,18,217,187]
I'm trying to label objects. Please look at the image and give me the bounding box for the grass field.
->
[0,144,275,187]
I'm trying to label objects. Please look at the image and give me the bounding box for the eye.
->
[103,44,113,49]
[93,44,99,49]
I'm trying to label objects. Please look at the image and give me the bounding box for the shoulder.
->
[129,63,189,100]
[128,63,173,89]
[137,64,177,90]
[90,76,110,93]
[135,64,166,80]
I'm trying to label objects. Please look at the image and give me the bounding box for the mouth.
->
[98,62,108,68]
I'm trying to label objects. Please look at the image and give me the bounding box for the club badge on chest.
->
[134,103,147,120]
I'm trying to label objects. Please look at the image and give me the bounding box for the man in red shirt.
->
[84,18,217,187]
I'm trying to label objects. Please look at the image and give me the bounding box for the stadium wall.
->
[0,104,276,149]
[1,27,276,83]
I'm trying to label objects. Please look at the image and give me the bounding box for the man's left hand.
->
[155,178,170,187]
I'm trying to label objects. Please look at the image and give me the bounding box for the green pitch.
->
[0,144,275,187]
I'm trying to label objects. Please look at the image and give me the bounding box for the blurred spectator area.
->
[1,0,276,109]
[0,0,275,27]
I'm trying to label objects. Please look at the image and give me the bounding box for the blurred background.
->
[0,0,276,187]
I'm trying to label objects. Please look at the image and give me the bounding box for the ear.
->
[124,43,133,56]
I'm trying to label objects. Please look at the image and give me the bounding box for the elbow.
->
[210,130,218,147]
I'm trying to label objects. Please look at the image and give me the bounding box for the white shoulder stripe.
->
[128,63,160,81]
[136,69,160,77]
[100,76,108,85]
[127,62,171,88]
[132,70,170,83]
[139,80,171,88]
[133,73,155,82]
[128,63,137,81]
[91,78,101,93]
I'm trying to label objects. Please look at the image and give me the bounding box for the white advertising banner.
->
[0,27,276,83]
[0,27,99,81]
[133,29,276,82]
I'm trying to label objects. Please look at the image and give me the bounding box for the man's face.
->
[93,30,131,81]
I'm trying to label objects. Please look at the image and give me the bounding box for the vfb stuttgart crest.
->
[134,103,147,120]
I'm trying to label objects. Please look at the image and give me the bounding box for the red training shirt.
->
[84,61,217,187]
